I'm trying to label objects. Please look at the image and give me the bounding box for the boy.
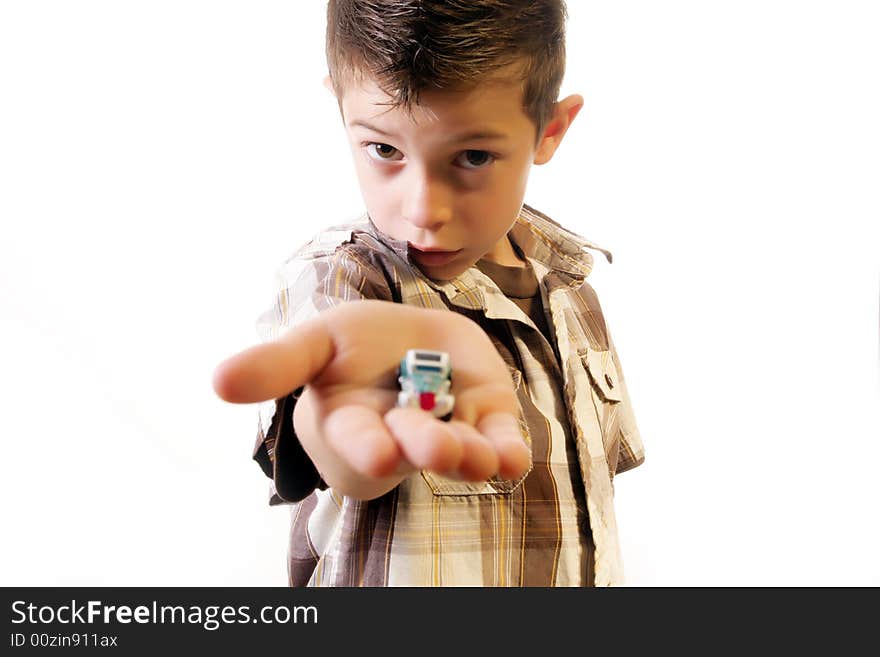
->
[213,0,644,587]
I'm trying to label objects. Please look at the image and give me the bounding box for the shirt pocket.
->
[579,347,624,476]
[420,366,532,496]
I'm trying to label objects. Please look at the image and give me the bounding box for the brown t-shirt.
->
[474,256,554,345]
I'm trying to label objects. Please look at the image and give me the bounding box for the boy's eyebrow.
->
[349,119,510,143]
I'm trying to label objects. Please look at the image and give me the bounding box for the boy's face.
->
[336,74,579,280]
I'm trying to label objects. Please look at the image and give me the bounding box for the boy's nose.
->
[401,173,453,231]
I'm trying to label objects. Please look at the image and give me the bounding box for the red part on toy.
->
[419,392,436,411]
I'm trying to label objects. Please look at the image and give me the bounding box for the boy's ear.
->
[323,75,336,96]
[533,94,584,165]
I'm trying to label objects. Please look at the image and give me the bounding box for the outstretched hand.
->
[213,301,531,493]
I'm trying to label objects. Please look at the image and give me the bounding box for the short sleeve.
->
[252,235,395,504]
[607,333,645,475]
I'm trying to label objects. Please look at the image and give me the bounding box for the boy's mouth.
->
[408,244,463,267]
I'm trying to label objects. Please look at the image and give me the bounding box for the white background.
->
[1,1,877,586]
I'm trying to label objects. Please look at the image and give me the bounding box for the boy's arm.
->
[216,301,532,500]
[251,241,395,503]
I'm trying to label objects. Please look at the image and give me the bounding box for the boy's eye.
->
[455,150,495,169]
[366,142,402,161]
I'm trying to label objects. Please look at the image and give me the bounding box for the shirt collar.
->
[511,204,613,282]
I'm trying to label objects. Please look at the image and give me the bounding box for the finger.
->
[444,420,500,481]
[323,405,404,479]
[452,382,520,425]
[449,382,529,479]
[212,316,334,404]
[476,412,532,480]
[383,407,463,475]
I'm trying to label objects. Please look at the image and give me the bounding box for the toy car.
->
[397,349,454,420]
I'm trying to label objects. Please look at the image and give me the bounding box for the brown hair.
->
[326,0,568,138]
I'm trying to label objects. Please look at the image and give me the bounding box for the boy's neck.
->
[480,234,528,269]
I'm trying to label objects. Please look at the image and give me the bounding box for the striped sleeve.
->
[251,237,395,504]
[607,333,645,475]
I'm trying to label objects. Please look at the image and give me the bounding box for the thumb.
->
[212,315,334,404]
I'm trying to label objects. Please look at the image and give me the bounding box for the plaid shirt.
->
[253,205,644,586]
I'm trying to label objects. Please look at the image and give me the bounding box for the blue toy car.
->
[397,349,454,420]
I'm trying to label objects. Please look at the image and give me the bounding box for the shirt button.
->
[604,373,615,389]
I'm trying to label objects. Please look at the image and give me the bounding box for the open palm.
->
[213,301,531,491]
